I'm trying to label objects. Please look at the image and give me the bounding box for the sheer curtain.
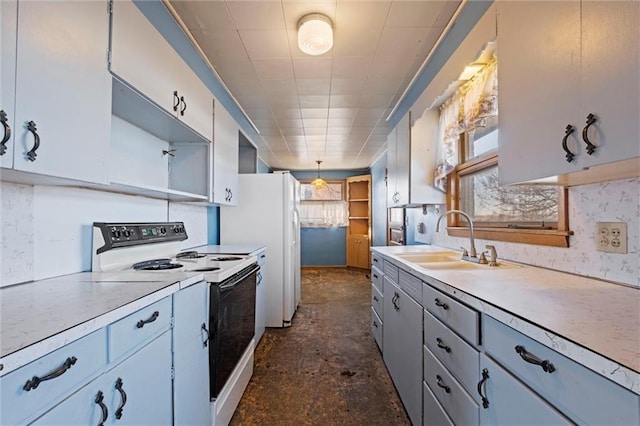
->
[299,201,348,227]
[434,56,498,192]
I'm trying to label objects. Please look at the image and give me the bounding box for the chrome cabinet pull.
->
[23,356,77,391]
[562,124,575,163]
[136,310,159,328]
[582,113,597,155]
[515,345,556,373]
[26,121,40,161]
[95,391,109,426]
[114,378,127,419]
[477,368,490,409]
[0,110,10,155]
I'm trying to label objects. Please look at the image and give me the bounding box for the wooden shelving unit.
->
[346,174,371,269]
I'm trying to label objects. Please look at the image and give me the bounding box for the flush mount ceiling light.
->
[311,160,327,189]
[297,13,333,56]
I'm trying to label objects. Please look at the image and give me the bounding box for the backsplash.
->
[410,177,639,287]
[1,182,208,287]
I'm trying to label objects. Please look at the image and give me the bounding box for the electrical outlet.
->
[596,222,627,253]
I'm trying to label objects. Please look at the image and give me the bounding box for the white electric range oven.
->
[91,222,258,421]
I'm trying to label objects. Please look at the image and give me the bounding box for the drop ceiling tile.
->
[327,117,353,127]
[226,1,285,30]
[300,108,328,119]
[282,1,337,30]
[296,79,331,96]
[240,30,291,59]
[329,95,361,108]
[386,1,450,28]
[376,27,432,60]
[328,108,357,119]
[304,135,327,143]
[330,79,365,95]
[303,118,328,128]
[272,108,302,119]
[331,57,372,79]
[210,55,256,80]
[235,95,270,109]
[299,95,329,108]
[224,78,265,96]
[261,79,298,97]
[281,128,305,136]
[363,77,403,95]
[292,57,332,79]
[279,118,304,128]
[192,29,247,59]
[304,127,327,136]
[169,1,235,31]
[327,127,351,136]
[266,94,299,108]
[253,58,295,80]
[326,134,349,143]
[359,93,393,108]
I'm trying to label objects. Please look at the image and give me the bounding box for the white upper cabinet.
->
[1,1,16,170]
[498,1,639,185]
[3,0,111,184]
[109,0,213,142]
[212,100,239,206]
[386,111,445,207]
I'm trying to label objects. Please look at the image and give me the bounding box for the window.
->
[299,180,348,227]
[437,54,572,247]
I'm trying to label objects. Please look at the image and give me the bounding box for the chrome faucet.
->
[435,209,478,261]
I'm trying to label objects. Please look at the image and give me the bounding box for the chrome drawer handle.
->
[436,375,450,393]
[136,310,159,328]
[434,298,449,310]
[477,368,490,409]
[23,356,77,391]
[515,345,556,373]
[436,337,451,353]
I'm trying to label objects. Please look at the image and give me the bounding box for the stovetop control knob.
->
[112,229,121,239]
[160,227,167,235]
[123,229,132,238]
[172,226,181,234]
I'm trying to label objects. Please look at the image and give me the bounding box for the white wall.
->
[409,178,639,288]
[1,182,208,287]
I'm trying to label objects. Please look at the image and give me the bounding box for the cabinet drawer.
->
[0,329,107,425]
[371,307,383,351]
[479,353,572,425]
[371,284,383,320]
[109,297,172,362]
[423,381,454,426]
[371,265,383,293]
[173,281,208,347]
[424,346,479,426]
[483,315,639,425]
[423,284,479,346]
[399,270,421,303]
[424,310,480,401]
[371,252,383,269]
[383,260,399,284]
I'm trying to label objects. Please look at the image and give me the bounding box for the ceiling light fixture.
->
[297,13,333,56]
[311,160,327,189]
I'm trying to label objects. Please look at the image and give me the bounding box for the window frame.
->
[446,150,573,248]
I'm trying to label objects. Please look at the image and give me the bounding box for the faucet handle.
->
[478,251,488,264]
[486,245,498,266]
[460,247,469,257]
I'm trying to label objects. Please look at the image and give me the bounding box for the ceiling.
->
[167,0,461,171]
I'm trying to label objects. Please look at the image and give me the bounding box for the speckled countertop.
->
[372,245,640,394]
[0,271,203,376]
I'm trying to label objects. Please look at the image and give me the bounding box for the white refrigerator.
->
[220,172,301,327]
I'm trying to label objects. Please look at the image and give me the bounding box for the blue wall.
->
[290,169,369,266]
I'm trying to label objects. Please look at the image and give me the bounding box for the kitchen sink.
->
[395,251,461,263]
[395,251,522,270]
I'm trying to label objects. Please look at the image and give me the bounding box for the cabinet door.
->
[178,68,214,141]
[383,280,423,425]
[395,113,410,205]
[212,101,239,205]
[409,109,445,205]
[173,281,209,347]
[173,337,211,426]
[580,1,639,168]
[0,0,16,169]
[386,126,398,207]
[478,354,571,425]
[497,1,581,184]
[33,332,173,426]
[12,0,111,183]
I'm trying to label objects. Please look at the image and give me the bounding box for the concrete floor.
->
[230,267,411,425]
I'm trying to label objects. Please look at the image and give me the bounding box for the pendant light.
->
[311,160,327,189]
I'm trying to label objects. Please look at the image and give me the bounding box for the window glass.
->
[459,164,559,225]
[300,182,343,201]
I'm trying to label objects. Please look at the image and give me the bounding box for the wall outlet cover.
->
[595,222,627,254]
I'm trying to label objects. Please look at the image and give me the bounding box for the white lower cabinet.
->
[478,353,571,425]
[383,277,422,425]
[32,331,173,425]
[423,381,453,426]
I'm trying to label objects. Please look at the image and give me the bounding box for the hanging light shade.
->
[311,160,327,189]
[297,13,333,56]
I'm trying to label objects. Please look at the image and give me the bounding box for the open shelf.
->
[346,175,371,268]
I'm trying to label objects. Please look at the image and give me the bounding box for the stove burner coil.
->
[133,258,183,271]
[176,251,205,259]
[210,256,243,261]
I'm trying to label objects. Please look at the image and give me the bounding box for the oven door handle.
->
[218,264,260,291]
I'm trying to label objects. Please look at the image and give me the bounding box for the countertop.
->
[372,245,640,394]
[0,271,203,376]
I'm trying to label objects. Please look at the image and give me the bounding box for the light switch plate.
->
[596,222,627,254]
